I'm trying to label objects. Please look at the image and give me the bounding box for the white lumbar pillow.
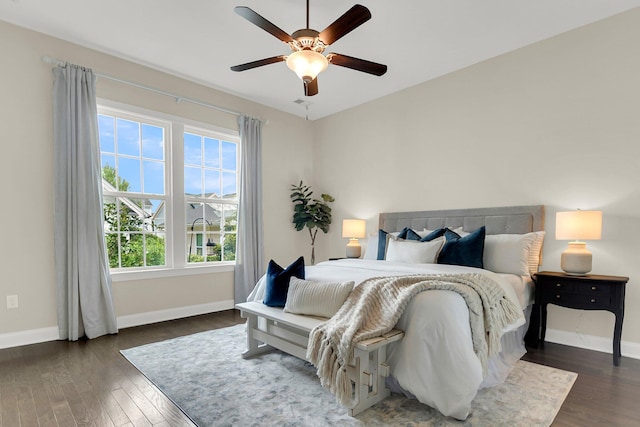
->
[385,236,445,264]
[284,277,354,318]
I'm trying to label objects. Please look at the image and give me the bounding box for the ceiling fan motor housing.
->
[290,29,325,52]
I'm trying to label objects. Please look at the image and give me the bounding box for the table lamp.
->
[555,210,602,275]
[342,219,366,258]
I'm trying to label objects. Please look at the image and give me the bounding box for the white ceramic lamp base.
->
[560,241,592,275]
[346,238,361,258]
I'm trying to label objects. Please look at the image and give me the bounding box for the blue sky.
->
[184,131,237,197]
[98,114,238,215]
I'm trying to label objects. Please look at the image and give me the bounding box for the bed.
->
[246,205,545,420]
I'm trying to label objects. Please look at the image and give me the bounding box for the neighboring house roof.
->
[102,180,151,219]
[103,181,232,230]
[150,200,165,227]
[186,203,221,230]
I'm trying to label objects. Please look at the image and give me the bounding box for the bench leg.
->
[348,346,392,416]
[241,313,274,359]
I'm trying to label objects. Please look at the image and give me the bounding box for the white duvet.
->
[247,259,527,420]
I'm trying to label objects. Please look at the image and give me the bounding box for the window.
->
[98,104,239,273]
[99,112,167,269]
[184,129,238,263]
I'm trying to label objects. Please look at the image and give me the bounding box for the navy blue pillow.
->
[438,226,486,268]
[396,227,422,241]
[420,228,446,242]
[263,256,305,307]
[377,229,389,260]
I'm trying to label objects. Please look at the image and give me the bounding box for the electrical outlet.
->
[6,295,18,309]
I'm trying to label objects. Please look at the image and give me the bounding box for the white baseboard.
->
[116,300,235,329]
[0,299,235,350]
[545,328,640,361]
[0,326,60,350]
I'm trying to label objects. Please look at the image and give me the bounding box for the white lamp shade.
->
[555,210,602,241]
[342,219,366,239]
[286,50,329,83]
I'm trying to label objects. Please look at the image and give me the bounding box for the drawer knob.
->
[556,295,561,299]
[591,299,596,303]
[556,283,562,287]
[591,286,597,291]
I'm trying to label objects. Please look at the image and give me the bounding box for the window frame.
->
[98,107,170,271]
[183,125,239,265]
[97,99,238,282]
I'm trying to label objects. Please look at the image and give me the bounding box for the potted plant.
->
[290,181,335,265]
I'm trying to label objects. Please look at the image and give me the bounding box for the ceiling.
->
[2,0,640,120]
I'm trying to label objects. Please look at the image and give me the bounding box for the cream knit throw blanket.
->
[306,273,522,406]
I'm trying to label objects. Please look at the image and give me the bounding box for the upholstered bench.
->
[235,301,404,416]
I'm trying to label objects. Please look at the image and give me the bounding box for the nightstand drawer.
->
[580,283,612,296]
[549,282,575,292]
[541,281,612,298]
[545,293,611,310]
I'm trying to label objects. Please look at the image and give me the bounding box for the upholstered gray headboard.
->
[378,205,545,235]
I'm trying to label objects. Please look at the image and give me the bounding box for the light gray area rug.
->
[121,324,576,427]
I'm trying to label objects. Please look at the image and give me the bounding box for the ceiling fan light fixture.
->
[286,50,328,83]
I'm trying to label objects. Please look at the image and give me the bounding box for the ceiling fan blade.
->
[234,6,294,44]
[304,78,318,96]
[318,4,371,46]
[327,53,387,76]
[230,55,286,72]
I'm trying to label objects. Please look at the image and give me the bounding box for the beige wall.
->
[2,7,640,353]
[312,9,640,347]
[0,20,315,337]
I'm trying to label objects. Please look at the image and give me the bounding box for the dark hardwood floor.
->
[0,310,243,427]
[522,342,640,427]
[1,310,638,426]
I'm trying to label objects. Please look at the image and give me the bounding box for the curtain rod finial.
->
[42,55,66,67]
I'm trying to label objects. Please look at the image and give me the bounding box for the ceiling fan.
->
[230,1,387,96]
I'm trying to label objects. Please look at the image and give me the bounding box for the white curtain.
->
[234,115,265,303]
[52,64,118,340]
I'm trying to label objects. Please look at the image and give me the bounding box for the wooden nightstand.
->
[528,271,628,366]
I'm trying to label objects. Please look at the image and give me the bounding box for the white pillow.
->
[483,231,545,276]
[284,277,354,318]
[385,236,445,264]
[363,233,379,260]
[364,230,401,260]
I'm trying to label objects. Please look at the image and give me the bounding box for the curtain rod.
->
[42,55,243,118]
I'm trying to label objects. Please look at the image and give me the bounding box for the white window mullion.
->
[171,122,186,268]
